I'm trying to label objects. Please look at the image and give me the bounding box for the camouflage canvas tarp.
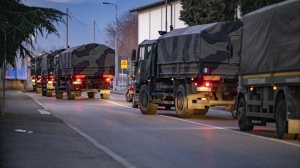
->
[240,0,300,74]
[57,43,115,75]
[157,21,242,65]
[41,49,65,72]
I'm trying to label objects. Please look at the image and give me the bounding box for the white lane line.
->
[38,109,51,115]
[26,93,136,168]
[25,93,48,110]
[65,122,136,168]
[102,100,133,109]
[161,115,300,147]
[102,100,300,147]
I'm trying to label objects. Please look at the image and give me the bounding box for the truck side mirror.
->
[226,44,233,58]
[131,49,136,61]
[131,49,137,67]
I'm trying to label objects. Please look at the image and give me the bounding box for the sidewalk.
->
[0,90,124,168]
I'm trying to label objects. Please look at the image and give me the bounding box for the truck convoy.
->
[229,0,300,140]
[41,49,65,97]
[131,21,242,118]
[31,53,46,93]
[54,43,115,100]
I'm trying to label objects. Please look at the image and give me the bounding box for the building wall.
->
[137,1,186,43]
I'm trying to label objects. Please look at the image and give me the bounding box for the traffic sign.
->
[121,60,127,69]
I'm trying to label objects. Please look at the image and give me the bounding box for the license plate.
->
[197,86,211,92]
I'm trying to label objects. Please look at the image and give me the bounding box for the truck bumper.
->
[188,99,234,110]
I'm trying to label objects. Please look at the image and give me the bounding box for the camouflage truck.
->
[31,53,46,94]
[131,21,242,118]
[41,49,65,97]
[54,43,115,100]
[227,0,300,139]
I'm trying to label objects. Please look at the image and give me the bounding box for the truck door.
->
[137,45,152,82]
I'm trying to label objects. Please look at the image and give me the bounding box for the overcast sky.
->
[22,0,159,53]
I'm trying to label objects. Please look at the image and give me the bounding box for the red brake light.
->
[205,82,210,87]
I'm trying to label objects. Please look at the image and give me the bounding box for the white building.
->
[130,0,186,44]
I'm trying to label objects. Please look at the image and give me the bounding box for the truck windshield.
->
[139,45,152,61]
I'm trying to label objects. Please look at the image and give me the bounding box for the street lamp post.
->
[100,2,118,90]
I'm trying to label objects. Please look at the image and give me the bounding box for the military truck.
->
[54,43,115,100]
[131,21,242,118]
[228,0,300,139]
[31,53,46,94]
[41,49,65,97]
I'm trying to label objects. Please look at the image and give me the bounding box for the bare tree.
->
[104,10,138,58]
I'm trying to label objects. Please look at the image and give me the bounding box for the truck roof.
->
[159,23,216,39]
[55,43,115,75]
[41,49,65,72]
[157,21,242,64]
[240,0,300,74]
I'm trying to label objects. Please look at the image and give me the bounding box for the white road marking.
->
[26,93,48,110]
[65,122,136,168]
[102,100,300,147]
[38,109,51,115]
[102,100,133,109]
[26,93,136,168]
[161,115,300,147]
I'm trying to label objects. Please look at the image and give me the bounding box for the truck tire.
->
[46,91,52,97]
[139,85,158,115]
[237,96,254,131]
[175,84,193,118]
[75,92,81,97]
[101,93,110,99]
[56,93,63,99]
[67,94,75,100]
[88,92,95,98]
[42,88,46,96]
[132,96,138,108]
[276,100,291,139]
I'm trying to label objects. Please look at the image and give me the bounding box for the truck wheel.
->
[88,92,95,98]
[56,93,63,99]
[194,107,209,115]
[101,93,110,99]
[75,92,81,97]
[175,84,193,118]
[139,85,158,115]
[42,89,46,96]
[276,100,290,139]
[67,94,75,100]
[237,97,254,131]
[46,92,52,97]
[132,96,138,108]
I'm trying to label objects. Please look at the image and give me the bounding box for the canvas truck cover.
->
[41,49,65,72]
[57,43,115,75]
[157,21,242,66]
[240,0,300,74]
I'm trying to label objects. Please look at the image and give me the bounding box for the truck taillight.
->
[205,82,210,87]
[47,78,54,84]
[73,78,82,84]
[105,78,110,82]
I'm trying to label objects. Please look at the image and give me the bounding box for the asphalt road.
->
[28,92,300,168]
